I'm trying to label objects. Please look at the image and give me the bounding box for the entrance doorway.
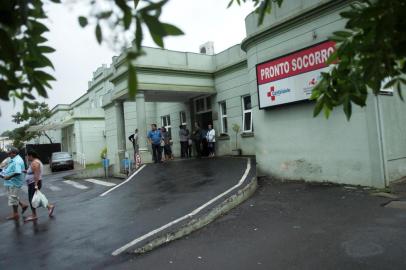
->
[193,96,213,157]
[193,95,213,129]
[195,111,212,130]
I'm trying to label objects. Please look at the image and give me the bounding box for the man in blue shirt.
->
[147,124,162,163]
[1,147,28,220]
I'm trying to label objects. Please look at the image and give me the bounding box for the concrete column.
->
[115,100,126,173]
[136,91,152,162]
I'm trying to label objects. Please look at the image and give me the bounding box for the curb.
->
[132,176,258,255]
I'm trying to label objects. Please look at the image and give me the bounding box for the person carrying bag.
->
[24,150,55,222]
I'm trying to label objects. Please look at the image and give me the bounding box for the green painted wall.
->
[378,92,406,182]
[245,0,386,187]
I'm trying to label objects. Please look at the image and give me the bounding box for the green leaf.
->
[28,20,49,35]
[97,11,113,19]
[36,54,55,69]
[333,31,353,38]
[313,97,324,117]
[0,80,10,101]
[23,93,36,100]
[323,105,331,119]
[256,0,272,26]
[123,9,132,30]
[142,14,165,47]
[135,16,143,50]
[383,78,397,89]
[343,99,352,120]
[350,95,366,107]
[0,29,18,64]
[115,0,129,12]
[151,33,164,48]
[34,70,56,82]
[397,81,404,101]
[128,64,138,99]
[33,80,48,98]
[162,23,184,36]
[78,16,88,27]
[326,51,338,65]
[95,24,102,44]
[38,46,56,53]
[340,11,357,18]
[140,0,168,13]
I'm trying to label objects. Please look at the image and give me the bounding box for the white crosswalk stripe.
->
[47,184,62,191]
[63,180,88,190]
[85,179,116,187]
[0,179,116,197]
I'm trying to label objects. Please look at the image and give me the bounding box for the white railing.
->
[76,152,86,169]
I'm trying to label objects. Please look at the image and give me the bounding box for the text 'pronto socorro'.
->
[256,41,336,85]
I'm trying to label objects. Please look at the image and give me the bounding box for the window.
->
[99,96,103,107]
[219,102,228,133]
[206,96,212,110]
[195,98,205,113]
[161,115,172,138]
[242,95,253,132]
[180,111,187,125]
[90,100,95,109]
[194,96,212,114]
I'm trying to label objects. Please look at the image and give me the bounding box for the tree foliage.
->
[310,0,406,119]
[0,0,59,116]
[0,0,184,116]
[8,101,52,148]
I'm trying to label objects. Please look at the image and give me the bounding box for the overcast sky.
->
[0,0,254,134]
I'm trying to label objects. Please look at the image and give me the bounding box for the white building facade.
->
[32,0,406,187]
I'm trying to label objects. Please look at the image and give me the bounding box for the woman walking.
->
[24,150,55,222]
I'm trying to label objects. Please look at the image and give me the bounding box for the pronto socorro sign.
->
[256,41,336,109]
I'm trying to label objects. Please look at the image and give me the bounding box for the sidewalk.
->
[114,178,406,270]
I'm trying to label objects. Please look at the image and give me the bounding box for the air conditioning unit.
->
[199,41,214,55]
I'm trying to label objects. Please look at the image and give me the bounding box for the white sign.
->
[256,41,336,109]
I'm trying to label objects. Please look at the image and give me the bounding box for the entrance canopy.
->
[144,90,210,102]
[26,119,74,133]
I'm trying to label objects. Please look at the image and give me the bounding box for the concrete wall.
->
[244,0,340,38]
[378,93,406,182]
[104,104,118,164]
[124,101,138,157]
[77,119,106,164]
[213,65,255,156]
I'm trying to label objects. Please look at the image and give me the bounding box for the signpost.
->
[256,40,336,109]
[102,158,109,178]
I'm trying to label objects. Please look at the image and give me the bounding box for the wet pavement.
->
[0,157,253,269]
[113,179,406,270]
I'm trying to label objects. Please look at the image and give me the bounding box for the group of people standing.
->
[128,122,217,165]
[146,124,174,164]
[191,123,216,158]
[143,122,216,164]
[0,147,55,222]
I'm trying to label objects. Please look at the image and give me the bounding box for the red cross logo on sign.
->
[267,86,276,101]
[309,78,317,86]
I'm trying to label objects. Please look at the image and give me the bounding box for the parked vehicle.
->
[50,152,74,172]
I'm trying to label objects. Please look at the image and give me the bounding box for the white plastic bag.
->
[31,190,48,208]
